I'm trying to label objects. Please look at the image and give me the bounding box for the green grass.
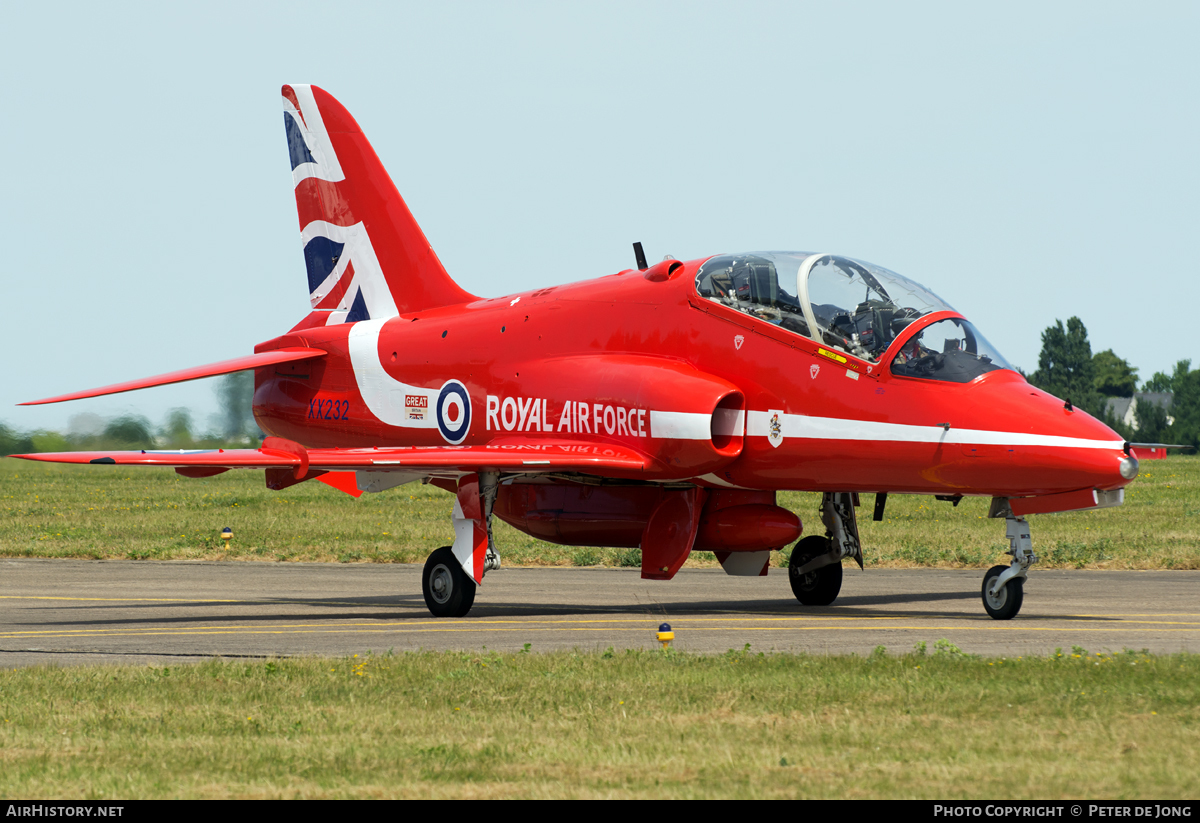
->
[2,456,1198,569]
[0,648,1195,799]
[3,457,1197,798]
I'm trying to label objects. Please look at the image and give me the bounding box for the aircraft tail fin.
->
[282,84,476,324]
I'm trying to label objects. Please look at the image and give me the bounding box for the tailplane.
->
[282,84,476,324]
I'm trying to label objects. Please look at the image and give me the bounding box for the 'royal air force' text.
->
[486,396,649,437]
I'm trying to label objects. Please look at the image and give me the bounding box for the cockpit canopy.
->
[695,252,1014,383]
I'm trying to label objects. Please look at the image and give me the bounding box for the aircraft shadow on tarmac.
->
[19,594,430,628]
[463,591,980,619]
[464,592,1118,622]
[21,588,1121,627]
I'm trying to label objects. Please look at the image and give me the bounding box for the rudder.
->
[282,84,476,324]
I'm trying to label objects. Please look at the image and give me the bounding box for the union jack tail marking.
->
[282,85,476,326]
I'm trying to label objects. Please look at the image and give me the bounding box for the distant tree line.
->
[1,372,262,456]
[1026,316,1198,449]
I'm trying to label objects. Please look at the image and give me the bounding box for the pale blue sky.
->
[3,2,1197,433]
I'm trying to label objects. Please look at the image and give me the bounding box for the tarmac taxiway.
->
[2,559,1197,666]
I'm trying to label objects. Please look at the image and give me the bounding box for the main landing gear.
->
[423,546,476,617]
[788,492,863,607]
[980,508,1038,620]
[420,471,501,618]
[789,535,843,605]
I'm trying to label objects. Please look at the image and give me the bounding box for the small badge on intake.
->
[767,409,784,448]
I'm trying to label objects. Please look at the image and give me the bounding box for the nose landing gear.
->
[981,510,1038,620]
[982,564,1023,619]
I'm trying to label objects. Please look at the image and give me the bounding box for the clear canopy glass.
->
[890,317,1014,383]
[695,251,1013,381]
[694,251,813,337]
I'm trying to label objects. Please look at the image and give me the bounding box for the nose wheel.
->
[422,546,476,618]
[979,512,1037,620]
[982,565,1024,619]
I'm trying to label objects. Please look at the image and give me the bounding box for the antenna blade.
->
[633,242,648,271]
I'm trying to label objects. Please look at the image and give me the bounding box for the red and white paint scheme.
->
[16,85,1145,619]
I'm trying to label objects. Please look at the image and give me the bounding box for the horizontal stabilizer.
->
[20,348,327,405]
[12,439,649,475]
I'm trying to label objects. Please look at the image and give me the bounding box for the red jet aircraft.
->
[16,85,1143,620]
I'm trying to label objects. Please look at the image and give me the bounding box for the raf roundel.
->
[436,380,472,444]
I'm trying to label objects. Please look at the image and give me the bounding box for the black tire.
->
[422,546,477,618]
[788,535,843,606]
[981,564,1023,620]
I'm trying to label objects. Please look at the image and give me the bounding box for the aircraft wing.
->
[11,439,650,475]
[20,348,328,405]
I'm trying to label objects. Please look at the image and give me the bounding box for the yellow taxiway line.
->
[2,618,1198,642]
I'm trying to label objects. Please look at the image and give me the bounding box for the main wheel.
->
[422,546,477,618]
[981,564,1023,620]
[788,535,843,606]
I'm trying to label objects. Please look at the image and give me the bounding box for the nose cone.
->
[962,372,1132,496]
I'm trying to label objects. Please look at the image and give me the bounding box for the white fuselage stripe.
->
[650,411,711,441]
[348,319,437,429]
[745,411,1123,451]
[345,349,1114,453]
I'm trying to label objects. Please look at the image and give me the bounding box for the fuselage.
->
[252,254,1131,500]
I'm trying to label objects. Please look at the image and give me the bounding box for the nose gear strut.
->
[982,499,1039,620]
